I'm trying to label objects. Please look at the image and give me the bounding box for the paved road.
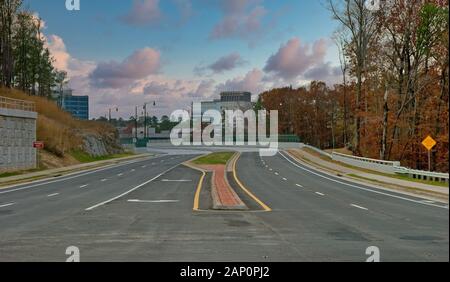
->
[0,149,448,261]
[235,152,449,261]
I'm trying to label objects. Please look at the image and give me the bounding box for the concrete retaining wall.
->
[0,107,37,173]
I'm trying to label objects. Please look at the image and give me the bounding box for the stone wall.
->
[0,108,37,173]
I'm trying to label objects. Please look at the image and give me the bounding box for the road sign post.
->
[421,136,436,172]
[33,141,45,169]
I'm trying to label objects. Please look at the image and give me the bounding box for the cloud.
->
[97,76,217,117]
[209,52,247,73]
[304,62,342,85]
[121,0,162,26]
[89,48,161,89]
[264,37,329,81]
[216,68,266,96]
[46,35,70,71]
[46,34,96,83]
[195,52,247,75]
[209,0,267,43]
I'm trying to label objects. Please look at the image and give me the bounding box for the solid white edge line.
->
[280,151,448,210]
[0,203,15,208]
[85,163,181,211]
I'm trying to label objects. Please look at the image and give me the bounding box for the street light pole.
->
[143,102,156,140]
[135,106,138,139]
[143,104,147,139]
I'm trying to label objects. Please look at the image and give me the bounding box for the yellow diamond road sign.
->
[422,136,437,151]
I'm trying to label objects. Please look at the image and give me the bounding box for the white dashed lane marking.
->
[351,204,368,210]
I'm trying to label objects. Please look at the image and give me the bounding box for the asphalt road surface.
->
[0,150,448,261]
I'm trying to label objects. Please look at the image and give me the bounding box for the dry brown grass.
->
[1,87,115,157]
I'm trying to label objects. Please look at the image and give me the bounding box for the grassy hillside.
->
[1,87,123,168]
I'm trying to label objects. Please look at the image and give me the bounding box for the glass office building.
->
[60,95,89,120]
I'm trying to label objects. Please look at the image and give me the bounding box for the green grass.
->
[0,171,21,178]
[387,173,449,188]
[70,150,134,163]
[192,152,235,165]
[0,168,45,179]
[348,174,449,189]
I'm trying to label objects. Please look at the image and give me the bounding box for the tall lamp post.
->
[108,107,118,123]
[143,101,156,139]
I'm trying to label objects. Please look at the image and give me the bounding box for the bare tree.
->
[332,29,350,146]
[328,0,378,155]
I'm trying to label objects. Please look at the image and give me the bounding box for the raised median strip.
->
[187,152,247,211]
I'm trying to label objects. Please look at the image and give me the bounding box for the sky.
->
[24,0,342,119]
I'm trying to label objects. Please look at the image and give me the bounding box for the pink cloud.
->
[46,35,70,71]
[209,0,267,43]
[121,0,162,26]
[264,37,329,81]
[216,68,266,96]
[89,48,161,89]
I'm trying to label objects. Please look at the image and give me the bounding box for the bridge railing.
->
[0,96,35,112]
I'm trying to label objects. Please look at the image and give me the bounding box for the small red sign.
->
[33,141,44,149]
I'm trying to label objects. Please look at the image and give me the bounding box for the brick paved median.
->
[198,164,247,210]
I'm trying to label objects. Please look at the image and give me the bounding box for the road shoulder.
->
[285,149,449,204]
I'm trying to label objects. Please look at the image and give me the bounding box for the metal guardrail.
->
[303,144,449,182]
[0,96,35,112]
[394,167,449,183]
[302,144,332,158]
[331,152,401,167]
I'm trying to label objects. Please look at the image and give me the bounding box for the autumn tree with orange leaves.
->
[259,0,448,172]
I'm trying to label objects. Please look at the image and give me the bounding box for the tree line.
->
[1,0,66,97]
[259,0,448,172]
